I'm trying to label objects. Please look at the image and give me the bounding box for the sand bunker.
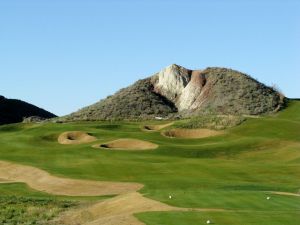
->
[55,192,176,225]
[55,192,227,225]
[58,131,97,145]
[143,122,174,131]
[93,139,158,150]
[0,160,142,196]
[162,128,222,139]
[0,160,227,225]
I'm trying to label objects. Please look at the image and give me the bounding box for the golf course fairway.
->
[0,100,299,224]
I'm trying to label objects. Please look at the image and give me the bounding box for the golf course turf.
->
[0,100,299,224]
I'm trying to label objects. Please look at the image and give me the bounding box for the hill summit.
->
[0,95,56,125]
[66,64,284,121]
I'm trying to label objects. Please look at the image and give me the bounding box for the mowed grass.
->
[137,211,300,225]
[0,100,299,224]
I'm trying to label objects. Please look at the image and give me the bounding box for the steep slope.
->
[67,78,177,121]
[0,96,56,125]
[66,64,284,121]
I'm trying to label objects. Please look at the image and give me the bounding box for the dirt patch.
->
[269,191,300,197]
[142,122,174,131]
[93,139,158,150]
[54,192,227,225]
[58,131,97,145]
[0,161,143,196]
[162,128,222,139]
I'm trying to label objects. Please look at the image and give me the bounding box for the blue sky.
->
[1,0,299,116]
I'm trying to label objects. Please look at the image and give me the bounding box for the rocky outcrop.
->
[152,65,210,112]
[153,64,191,102]
[177,70,209,112]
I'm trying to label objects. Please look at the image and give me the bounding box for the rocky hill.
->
[65,64,284,121]
[0,96,56,125]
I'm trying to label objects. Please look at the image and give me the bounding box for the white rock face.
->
[154,64,191,102]
[153,64,208,112]
[177,70,207,111]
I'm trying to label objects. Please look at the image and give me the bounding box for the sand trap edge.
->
[58,131,97,145]
[141,122,174,132]
[92,138,158,151]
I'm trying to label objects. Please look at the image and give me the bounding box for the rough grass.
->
[176,115,246,130]
[0,100,299,224]
[0,183,76,225]
[0,196,73,225]
[0,182,114,225]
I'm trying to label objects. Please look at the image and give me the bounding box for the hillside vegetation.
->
[185,67,284,115]
[66,78,177,121]
[0,96,56,125]
[65,65,284,121]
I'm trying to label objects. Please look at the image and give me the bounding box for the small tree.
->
[271,83,286,105]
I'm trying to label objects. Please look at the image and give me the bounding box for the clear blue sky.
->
[1,0,299,116]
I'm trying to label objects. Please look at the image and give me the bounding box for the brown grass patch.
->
[0,161,143,196]
[55,192,228,225]
[93,139,158,150]
[162,128,222,139]
[58,131,97,145]
[142,122,174,131]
